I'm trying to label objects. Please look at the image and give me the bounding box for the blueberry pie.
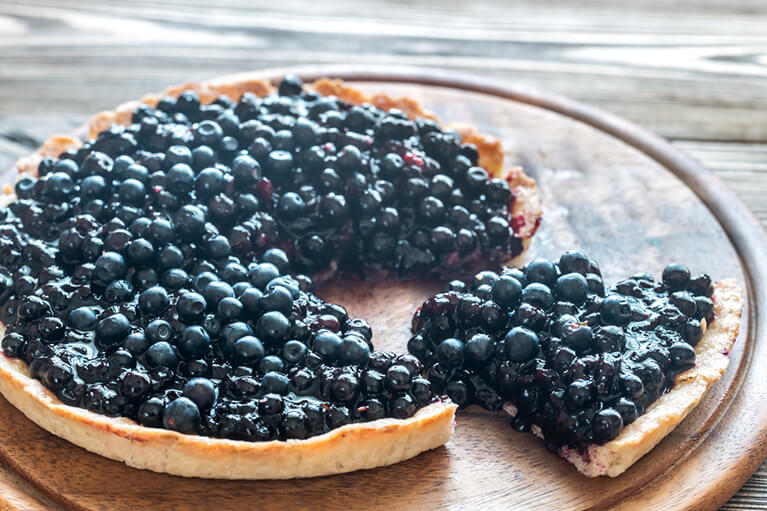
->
[410,253,742,477]
[0,74,542,478]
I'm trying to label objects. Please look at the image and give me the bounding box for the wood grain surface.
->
[0,2,765,510]
[0,73,759,511]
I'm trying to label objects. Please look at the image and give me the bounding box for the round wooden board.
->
[0,66,765,511]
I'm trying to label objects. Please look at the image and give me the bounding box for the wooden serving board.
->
[1,67,766,511]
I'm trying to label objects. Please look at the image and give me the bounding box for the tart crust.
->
[511,279,743,477]
[0,343,456,479]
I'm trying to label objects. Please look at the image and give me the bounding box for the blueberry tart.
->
[0,74,542,478]
[409,251,742,477]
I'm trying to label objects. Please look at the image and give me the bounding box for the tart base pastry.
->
[0,342,456,479]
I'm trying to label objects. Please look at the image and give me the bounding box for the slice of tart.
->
[0,75,542,478]
[409,251,743,477]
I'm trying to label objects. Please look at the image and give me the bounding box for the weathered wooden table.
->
[0,1,765,508]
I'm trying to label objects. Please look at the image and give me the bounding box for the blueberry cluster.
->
[408,251,715,449]
[0,76,462,440]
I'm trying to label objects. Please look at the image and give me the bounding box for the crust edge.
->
[0,347,456,479]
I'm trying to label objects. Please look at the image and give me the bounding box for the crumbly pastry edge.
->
[0,345,456,479]
[508,279,743,478]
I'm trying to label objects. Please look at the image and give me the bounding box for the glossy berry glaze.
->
[0,74,533,440]
[408,251,716,451]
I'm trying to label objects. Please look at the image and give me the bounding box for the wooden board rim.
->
[1,65,765,510]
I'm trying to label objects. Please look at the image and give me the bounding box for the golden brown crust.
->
[559,279,743,477]
[0,341,456,479]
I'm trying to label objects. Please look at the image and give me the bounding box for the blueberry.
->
[561,323,593,352]
[1,333,25,357]
[260,285,293,315]
[385,364,412,392]
[600,294,632,326]
[694,296,714,322]
[390,393,417,419]
[688,274,713,297]
[662,263,691,292]
[669,291,697,317]
[177,292,207,322]
[95,314,131,348]
[255,311,290,344]
[281,409,309,439]
[491,275,522,309]
[437,338,464,368]
[144,341,178,369]
[556,273,588,305]
[178,326,210,359]
[261,371,289,395]
[137,397,164,427]
[521,282,554,310]
[145,319,174,343]
[312,330,343,362]
[464,333,494,365]
[278,74,303,96]
[121,370,151,400]
[239,288,263,316]
[259,355,284,373]
[138,286,170,316]
[558,250,590,275]
[94,252,128,284]
[203,281,235,311]
[195,168,224,199]
[614,398,638,425]
[248,263,280,290]
[123,332,149,355]
[163,397,200,433]
[161,268,190,290]
[669,342,696,368]
[183,377,217,409]
[44,172,75,200]
[259,393,285,416]
[282,340,307,363]
[148,219,175,245]
[526,258,557,286]
[504,327,539,362]
[683,319,704,346]
[338,335,370,365]
[593,325,625,353]
[216,297,243,321]
[219,321,254,355]
[592,408,623,443]
[232,336,265,366]
[68,307,99,331]
[118,178,146,206]
[445,379,471,408]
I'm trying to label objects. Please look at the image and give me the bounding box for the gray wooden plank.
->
[0,0,766,141]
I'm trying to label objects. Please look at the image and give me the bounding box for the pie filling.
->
[0,75,527,441]
[408,252,715,451]
[0,74,719,461]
